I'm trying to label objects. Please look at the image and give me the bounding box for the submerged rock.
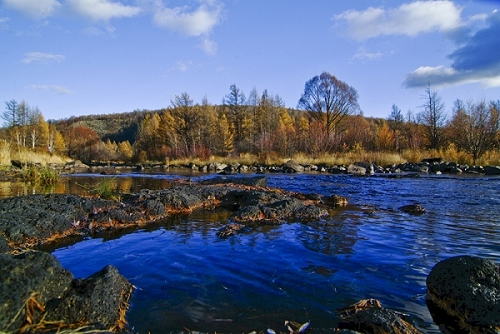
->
[0,251,133,333]
[399,203,426,215]
[426,255,500,333]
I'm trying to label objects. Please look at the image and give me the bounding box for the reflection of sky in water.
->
[36,173,500,333]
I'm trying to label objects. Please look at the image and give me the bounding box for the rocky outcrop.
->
[426,256,500,333]
[0,176,342,251]
[0,251,133,333]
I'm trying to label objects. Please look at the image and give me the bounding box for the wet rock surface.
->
[0,251,132,333]
[337,299,422,334]
[426,255,500,333]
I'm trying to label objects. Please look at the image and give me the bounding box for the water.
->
[23,172,500,333]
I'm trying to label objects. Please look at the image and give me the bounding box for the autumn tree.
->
[169,92,201,156]
[223,84,247,149]
[418,84,446,149]
[298,72,359,150]
[448,99,500,164]
[62,125,100,162]
[388,104,405,152]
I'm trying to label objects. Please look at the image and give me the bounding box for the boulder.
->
[485,165,500,175]
[283,159,304,173]
[348,162,374,175]
[0,251,133,332]
[426,256,500,333]
[0,251,74,332]
[347,164,366,176]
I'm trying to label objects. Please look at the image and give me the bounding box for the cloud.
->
[22,52,65,64]
[29,84,73,95]
[0,17,8,29]
[152,0,223,36]
[67,0,141,21]
[200,36,217,56]
[3,0,61,18]
[353,46,385,61]
[404,10,500,88]
[335,1,463,40]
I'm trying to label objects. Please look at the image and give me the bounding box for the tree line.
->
[1,72,499,165]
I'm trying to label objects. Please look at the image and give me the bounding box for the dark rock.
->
[322,195,348,207]
[283,159,304,173]
[485,165,500,175]
[0,251,74,332]
[0,251,133,332]
[399,204,426,215]
[200,176,267,187]
[426,256,500,333]
[45,265,133,331]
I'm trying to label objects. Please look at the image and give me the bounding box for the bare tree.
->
[418,84,446,149]
[298,72,359,149]
[448,99,500,164]
[2,99,18,127]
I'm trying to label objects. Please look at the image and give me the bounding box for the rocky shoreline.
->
[64,158,500,176]
[1,176,499,333]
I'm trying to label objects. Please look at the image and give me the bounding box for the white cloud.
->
[67,0,142,21]
[152,0,223,36]
[29,84,73,95]
[200,36,217,56]
[3,0,61,18]
[335,1,463,40]
[22,52,65,64]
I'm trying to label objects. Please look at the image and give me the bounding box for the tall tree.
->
[388,104,405,152]
[418,84,446,149]
[448,99,500,164]
[169,92,200,156]
[2,100,18,127]
[298,72,359,147]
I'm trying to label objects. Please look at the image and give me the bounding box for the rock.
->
[45,265,133,331]
[348,162,374,175]
[283,159,304,173]
[399,204,426,215]
[426,256,500,333]
[0,251,74,332]
[322,195,348,207]
[207,162,228,171]
[485,165,500,175]
[337,299,422,333]
[0,251,133,332]
[217,223,246,237]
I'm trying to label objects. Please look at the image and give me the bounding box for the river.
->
[4,171,500,333]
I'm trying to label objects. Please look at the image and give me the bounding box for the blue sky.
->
[1,0,500,121]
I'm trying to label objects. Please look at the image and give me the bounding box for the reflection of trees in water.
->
[296,219,358,256]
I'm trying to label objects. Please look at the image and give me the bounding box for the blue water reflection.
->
[52,173,500,333]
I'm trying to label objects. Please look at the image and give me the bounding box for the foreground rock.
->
[337,299,422,333]
[426,255,500,333]
[0,251,133,333]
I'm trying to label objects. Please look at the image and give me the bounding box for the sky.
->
[1,0,500,122]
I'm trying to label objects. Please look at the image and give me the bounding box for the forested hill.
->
[53,109,156,144]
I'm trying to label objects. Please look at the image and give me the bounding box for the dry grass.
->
[10,149,70,166]
[0,140,10,166]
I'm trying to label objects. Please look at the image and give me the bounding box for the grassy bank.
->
[166,147,500,168]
